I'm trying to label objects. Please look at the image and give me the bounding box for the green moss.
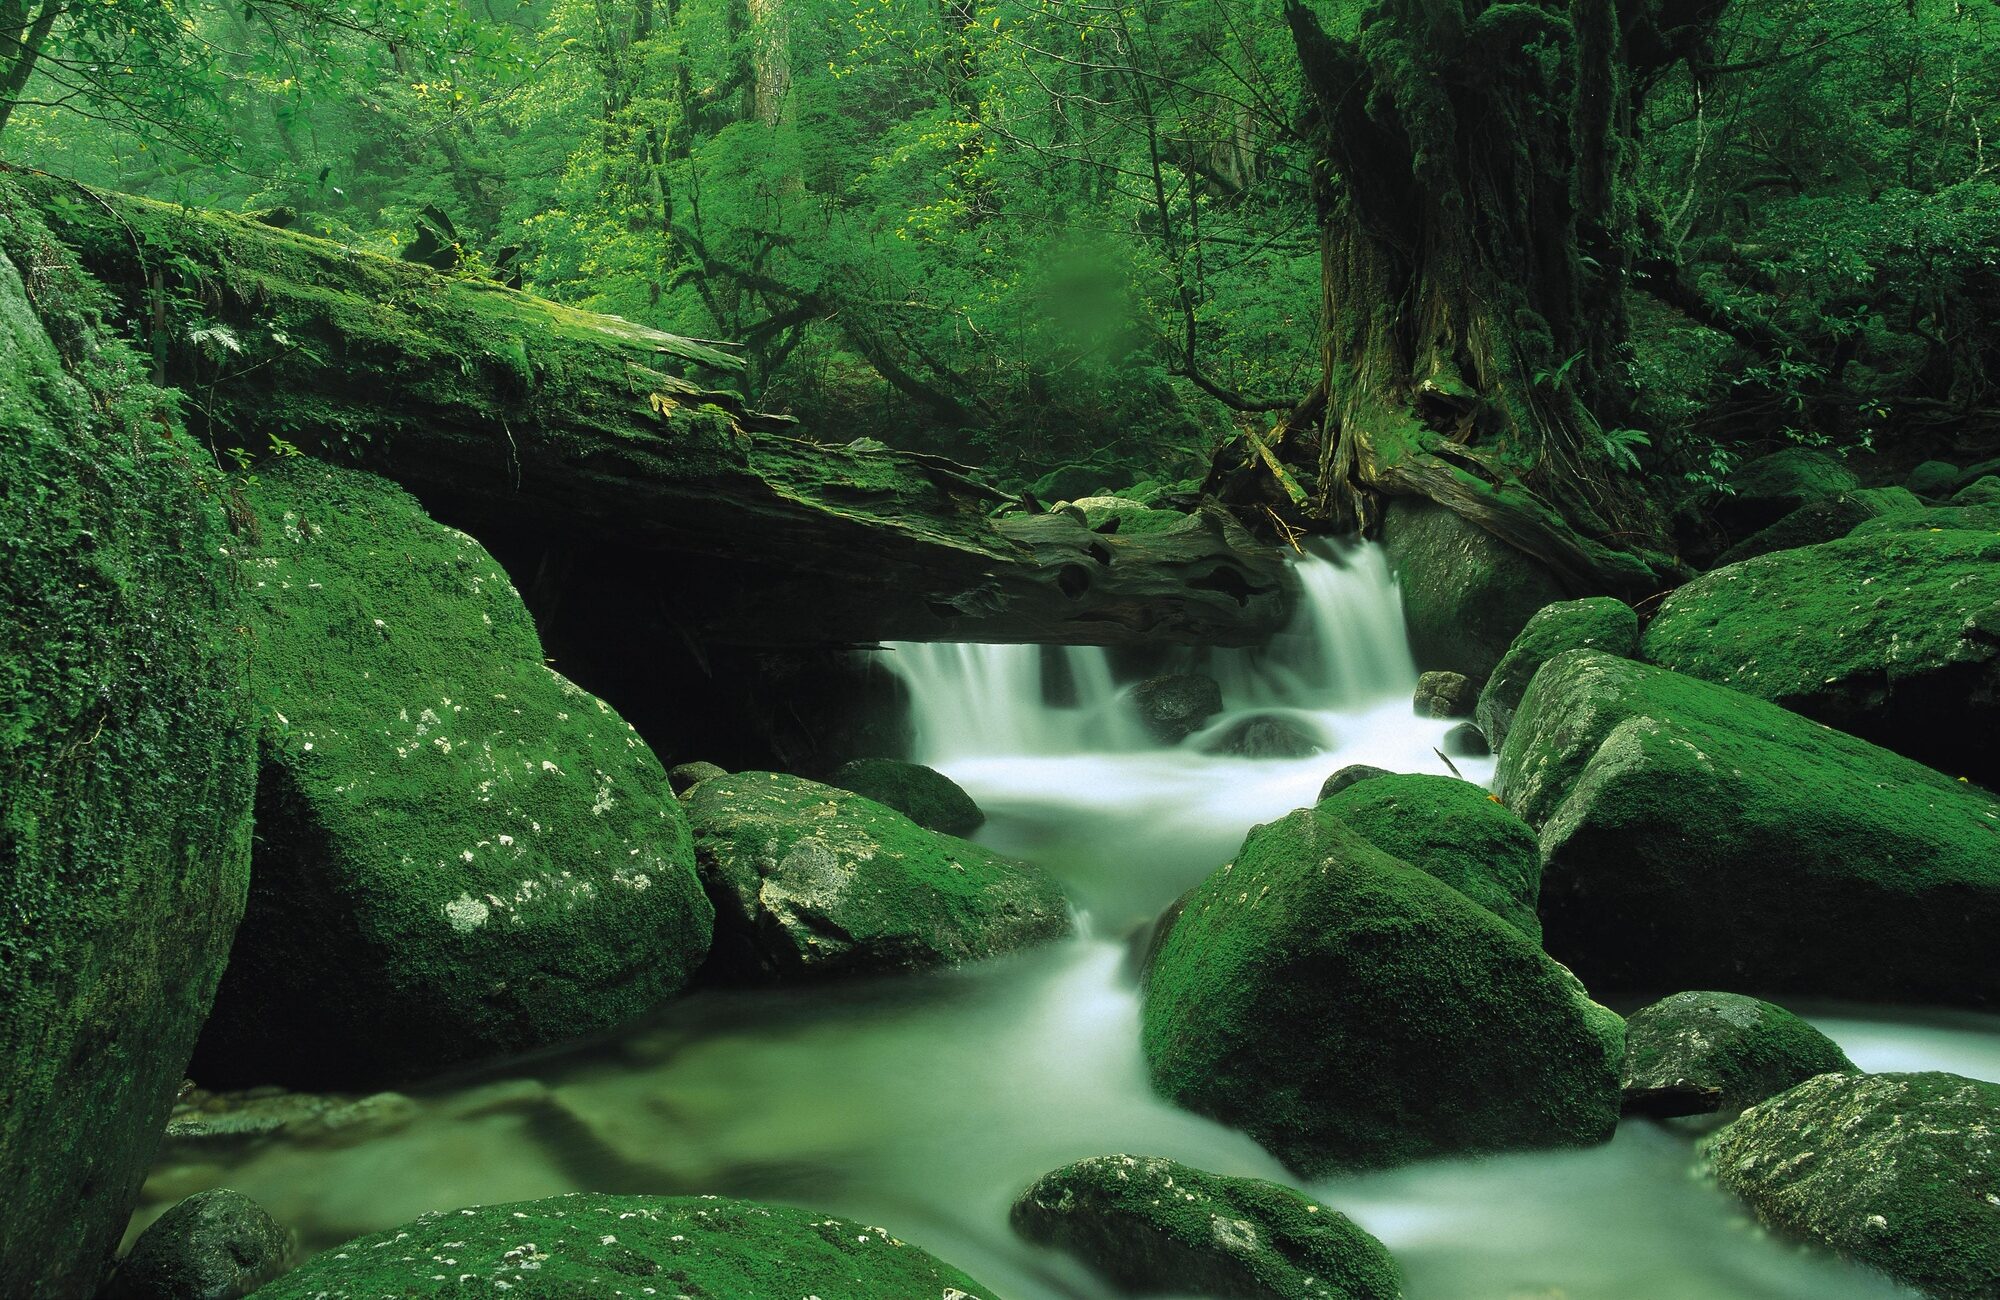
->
[1707,1072,2000,1300]
[1620,991,1854,1119]
[1640,529,2000,784]
[0,212,256,1295]
[1068,496,1194,536]
[1712,487,1924,566]
[1380,496,1568,680]
[1318,773,1542,939]
[192,460,712,1088]
[1498,650,2000,1005]
[825,758,984,836]
[1012,1154,1401,1300]
[685,772,1069,980]
[1954,475,2000,506]
[1718,448,1860,532]
[1847,505,2000,537]
[1142,807,1620,1175]
[257,1193,1004,1299]
[1475,596,1638,750]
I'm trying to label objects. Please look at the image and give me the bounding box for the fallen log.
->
[1,168,1289,645]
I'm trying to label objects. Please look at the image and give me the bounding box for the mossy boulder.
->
[1011,1155,1401,1300]
[1640,530,2000,787]
[1716,448,1860,535]
[1620,991,1855,1120]
[106,1190,291,1300]
[1708,1072,2000,1300]
[255,1193,1003,1299]
[1069,495,1191,536]
[1142,807,1621,1175]
[826,758,984,836]
[667,760,728,794]
[1849,504,2000,537]
[0,237,257,1296]
[1475,597,1638,752]
[1318,775,1541,940]
[191,461,713,1089]
[1498,650,2000,1005]
[1907,460,1962,498]
[685,772,1069,981]
[1712,488,1925,566]
[1954,475,2000,506]
[1132,672,1224,744]
[1380,497,1567,680]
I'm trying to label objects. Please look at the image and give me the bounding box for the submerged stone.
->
[1620,991,1854,1120]
[106,1190,291,1300]
[826,757,984,836]
[1708,1072,2000,1300]
[1499,651,2000,1005]
[1202,714,1323,758]
[1012,1154,1401,1300]
[1640,529,2000,788]
[1143,808,1621,1175]
[255,1193,1003,1299]
[0,238,257,1296]
[1132,672,1224,744]
[193,462,714,1089]
[685,772,1069,981]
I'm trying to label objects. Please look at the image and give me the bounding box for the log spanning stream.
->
[132,544,2000,1299]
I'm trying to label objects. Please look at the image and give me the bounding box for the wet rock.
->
[1906,459,1962,498]
[1714,447,1859,536]
[1640,529,2000,788]
[162,1089,418,1148]
[1319,774,1541,939]
[254,1193,1003,1299]
[1380,497,1567,680]
[667,760,728,794]
[1712,488,1924,566]
[1708,1072,2000,1300]
[192,462,714,1090]
[1413,670,1476,719]
[1202,715,1323,759]
[826,757,984,836]
[106,1190,291,1300]
[1012,1154,1400,1300]
[685,772,1069,981]
[0,243,257,1297]
[1499,651,2000,1006]
[1620,991,1855,1120]
[1318,765,1394,802]
[1132,673,1224,744]
[1070,496,1191,536]
[1476,597,1639,751]
[1441,722,1490,758]
[1143,807,1621,1174]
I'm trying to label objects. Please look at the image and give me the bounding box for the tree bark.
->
[3,168,1291,646]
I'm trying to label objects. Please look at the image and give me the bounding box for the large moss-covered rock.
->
[1849,504,2000,537]
[1620,991,1854,1120]
[192,461,713,1088]
[826,758,984,836]
[685,772,1069,980]
[1499,651,2000,1005]
[1640,530,2000,787]
[1709,1072,2000,1300]
[106,1189,291,1300]
[1715,448,1860,535]
[1907,460,1962,498]
[1475,597,1638,752]
[1380,497,1567,680]
[1955,475,2000,506]
[256,1193,1003,1299]
[1142,808,1621,1175]
[1318,775,1541,940]
[1712,488,1924,566]
[1012,1155,1401,1300]
[0,235,256,1297]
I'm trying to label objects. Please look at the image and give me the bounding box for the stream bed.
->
[131,544,1993,1298]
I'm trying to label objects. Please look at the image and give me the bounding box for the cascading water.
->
[121,538,1999,1300]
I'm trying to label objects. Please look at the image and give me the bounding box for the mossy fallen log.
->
[0,168,1289,646]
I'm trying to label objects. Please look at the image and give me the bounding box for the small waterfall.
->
[881,539,1417,761]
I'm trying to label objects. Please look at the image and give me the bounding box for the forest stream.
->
[123,545,2000,1300]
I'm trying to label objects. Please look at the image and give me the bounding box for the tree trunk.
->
[1280,0,1723,594]
[2,168,1291,646]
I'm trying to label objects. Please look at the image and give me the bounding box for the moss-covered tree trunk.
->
[1280,0,1723,592]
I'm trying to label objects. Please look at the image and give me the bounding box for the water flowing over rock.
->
[192,461,713,1090]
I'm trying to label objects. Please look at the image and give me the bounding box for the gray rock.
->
[1413,670,1476,719]
[107,1190,291,1300]
[1012,1155,1401,1300]
[1132,673,1224,744]
[1621,991,1854,1120]
[1318,765,1394,802]
[1441,722,1489,758]
[1203,715,1323,759]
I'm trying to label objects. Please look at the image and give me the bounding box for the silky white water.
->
[129,540,1993,1298]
